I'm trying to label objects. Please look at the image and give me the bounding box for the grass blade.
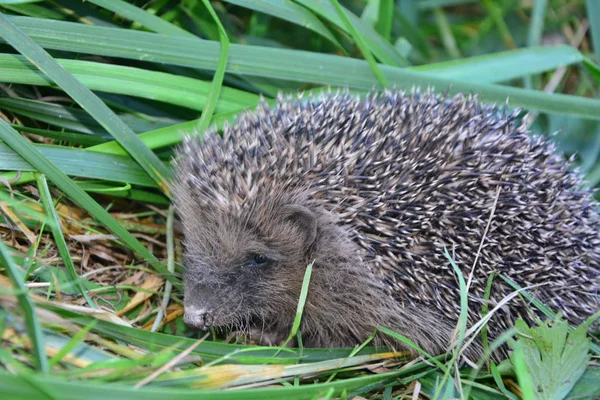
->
[0,11,172,193]
[376,0,393,41]
[433,7,460,59]
[82,0,194,37]
[0,97,176,135]
[415,45,582,83]
[6,17,599,119]
[330,0,388,87]
[0,54,260,113]
[221,0,342,48]
[0,240,48,372]
[34,173,96,309]
[0,367,398,400]
[280,263,312,348]
[0,143,158,187]
[195,0,230,132]
[294,0,409,66]
[0,120,170,280]
[587,0,600,63]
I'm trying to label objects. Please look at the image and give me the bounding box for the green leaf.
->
[35,174,96,308]
[0,97,178,135]
[9,124,108,146]
[194,0,230,132]
[330,0,388,87]
[82,0,194,37]
[88,106,251,156]
[0,54,260,113]
[294,0,408,66]
[508,317,592,400]
[221,0,342,48]
[0,12,172,192]
[566,365,600,398]
[433,7,460,59]
[584,56,600,84]
[0,240,48,372]
[415,45,582,84]
[6,17,599,120]
[280,263,312,348]
[0,1,45,4]
[527,0,548,48]
[0,368,399,400]
[1,2,66,19]
[155,352,401,389]
[0,120,170,280]
[42,302,381,364]
[360,0,393,42]
[586,0,600,63]
[500,274,600,355]
[0,143,159,187]
[375,0,393,41]
[417,0,478,8]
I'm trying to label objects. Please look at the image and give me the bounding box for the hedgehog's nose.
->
[183,306,211,330]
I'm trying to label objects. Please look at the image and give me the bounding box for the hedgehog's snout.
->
[183,306,212,330]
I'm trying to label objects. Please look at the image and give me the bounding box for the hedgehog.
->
[172,90,600,357]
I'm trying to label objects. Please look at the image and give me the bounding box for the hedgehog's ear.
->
[282,204,317,247]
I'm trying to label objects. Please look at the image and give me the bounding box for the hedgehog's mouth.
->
[183,306,212,330]
[183,306,253,332]
[183,308,289,344]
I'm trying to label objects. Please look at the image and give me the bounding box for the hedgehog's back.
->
[291,91,600,331]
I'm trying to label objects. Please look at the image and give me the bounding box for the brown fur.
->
[173,90,600,358]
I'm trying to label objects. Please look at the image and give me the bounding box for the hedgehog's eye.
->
[251,253,269,267]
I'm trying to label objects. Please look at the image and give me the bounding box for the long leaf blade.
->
[5,17,600,120]
[0,119,170,279]
[0,12,172,193]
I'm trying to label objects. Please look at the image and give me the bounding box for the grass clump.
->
[0,0,599,399]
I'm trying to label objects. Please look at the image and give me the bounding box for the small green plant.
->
[509,314,600,400]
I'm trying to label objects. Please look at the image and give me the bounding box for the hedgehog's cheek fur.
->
[295,262,462,356]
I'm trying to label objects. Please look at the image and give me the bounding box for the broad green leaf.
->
[508,317,592,400]
[567,365,600,398]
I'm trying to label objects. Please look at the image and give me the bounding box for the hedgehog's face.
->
[181,201,318,336]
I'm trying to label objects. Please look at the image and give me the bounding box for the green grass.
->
[0,0,599,399]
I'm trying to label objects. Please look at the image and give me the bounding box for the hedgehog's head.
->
[176,184,325,337]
